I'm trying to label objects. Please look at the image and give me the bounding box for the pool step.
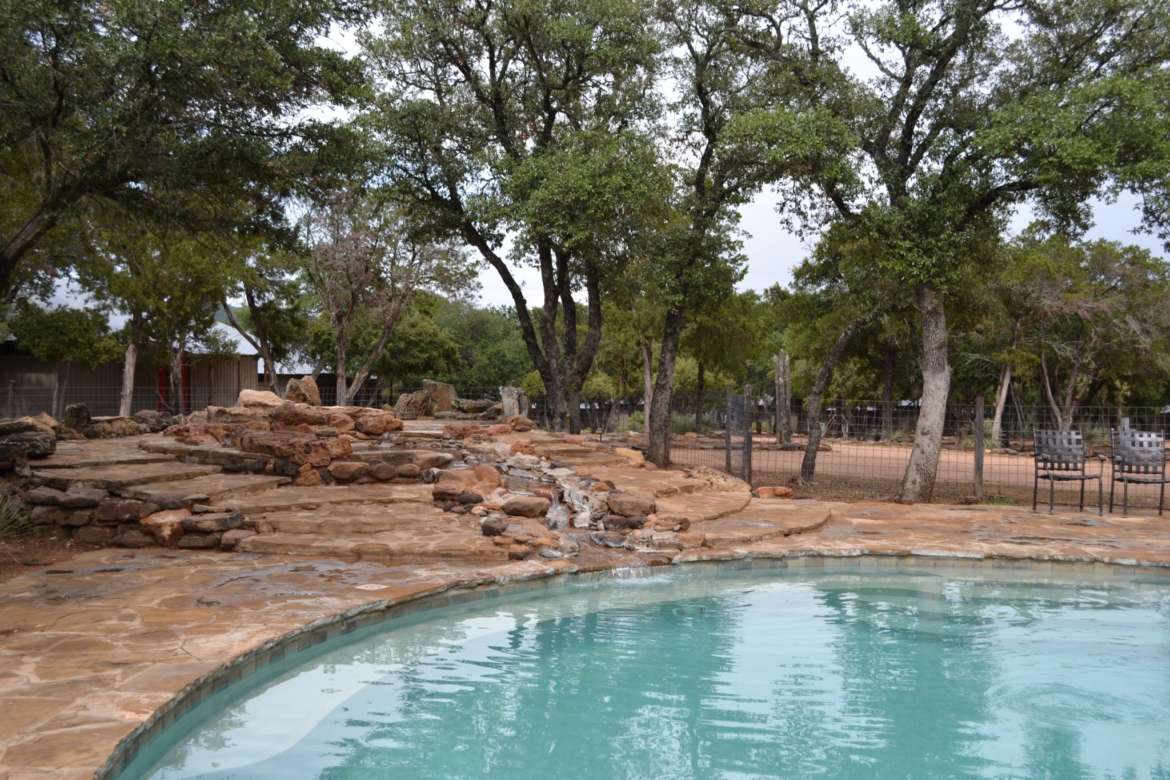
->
[121,473,291,504]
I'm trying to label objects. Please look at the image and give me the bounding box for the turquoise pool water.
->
[124,563,1170,779]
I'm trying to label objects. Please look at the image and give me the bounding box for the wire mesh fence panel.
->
[668,399,1170,512]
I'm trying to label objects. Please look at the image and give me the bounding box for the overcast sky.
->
[474,192,1166,308]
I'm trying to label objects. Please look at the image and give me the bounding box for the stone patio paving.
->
[3,428,1170,778]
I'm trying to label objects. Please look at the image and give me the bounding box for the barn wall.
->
[0,353,259,418]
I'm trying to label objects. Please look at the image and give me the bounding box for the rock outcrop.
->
[285,376,322,406]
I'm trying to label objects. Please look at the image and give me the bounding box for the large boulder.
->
[81,417,150,438]
[393,391,427,420]
[63,403,91,431]
[0,417,56,468]
[238,389,283,407]
[285,376,322,406]
[237,430,334,467]
[270,402,330,428]
[354,409,403,436]
[500,386,529,418]
[453,398,495,414]
[422,379,457,414]
[132,409,173,432]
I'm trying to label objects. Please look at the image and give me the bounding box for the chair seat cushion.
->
[1115,474,1170,484]
[1038,473,1099,481]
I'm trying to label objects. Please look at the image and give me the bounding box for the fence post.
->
[974,395,985,502]
[742,384,753,483]
[724,390,733,474]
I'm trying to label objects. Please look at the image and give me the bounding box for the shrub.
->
[0,495,34,537]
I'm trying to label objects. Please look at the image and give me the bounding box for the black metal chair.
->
[1032,429,1102,515]
[1109,429,1169,516]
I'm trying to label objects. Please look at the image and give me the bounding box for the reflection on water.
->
[131,567,1170,780]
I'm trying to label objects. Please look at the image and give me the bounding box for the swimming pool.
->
[117,561,1170,779]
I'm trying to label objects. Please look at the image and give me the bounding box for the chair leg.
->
[1098,478,1103,516]
[1123,479,1129,518]
[1049,479,1055,514]
[1032,473,1038,513]
[1079,479,1085,512]
[1160,480,1165,517]
[1109,474,1115,513]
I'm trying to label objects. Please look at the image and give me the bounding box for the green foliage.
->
[0,495,32,537]
[9,304,121,368]
[0,0,368,291]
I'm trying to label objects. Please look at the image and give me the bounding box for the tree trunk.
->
[990,361,1012,447]
[647,309,683,466]
[694,361,705,433]
[119,341,137,418]
[345,301,408,405]
[800,324,856,481]
[335,334,348,404]
[170,340,185,416]
[641,340,654,423]
[50,367,61,421]
[898,285,952,502]
[775,349,792,444]
[881,344,895,440]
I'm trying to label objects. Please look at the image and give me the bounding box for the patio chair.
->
[1109,429,1169,517]
[1032,429,1102,515]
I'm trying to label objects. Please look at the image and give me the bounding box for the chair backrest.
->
[1034,429,1087,471]
[1111,429,1167,475]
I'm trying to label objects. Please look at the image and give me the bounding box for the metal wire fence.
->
[664,396,1170,512]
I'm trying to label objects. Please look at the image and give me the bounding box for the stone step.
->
[219,483,434,514]
[33,462,221,491]
[121,473,291,504]
[237,523,506,563]
[256,502,448,535]
[139,440,269,470]
[655,490,754,525]
[693,501,831,546]
[349,448,456,470]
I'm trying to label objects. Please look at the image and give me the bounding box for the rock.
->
[613,447,645,466]
[328,460,369,482]
[114,528,156,548]
[132,409,173,432]
[502,494,551,518]
[238,430,333,467]
[393,391,427,420]
[238,389,284,407]
[422,379,457,414]
[63,403,92,430]
[0,417,56,465]
[270,402,330,428]
[499,386,529,418]
[396,463,421,479]
[457,490,483,505]
[141,509,190,545]
[177,533,221,549]
[506,415,536,433]
[481,516,509,536]
[294,463,323,487]
[81,417,149,438]
[603,514,646,531]
[473,464,501,487]
[182,511,243,533]
[453,398,495,414]
[755,485,794,498]
[589,531,627,548]
[443,422,481,439]
[477,402,504,420]
[285,376,322,406]
[220,528,257,550]
[59,487,106,509]
[74,525,115,545]
[354,409,403,436]
[607,492,656,517]
[24,486,66,506]
[367,462,396,481]
[95,498,160,524]
[29,505,67,525]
